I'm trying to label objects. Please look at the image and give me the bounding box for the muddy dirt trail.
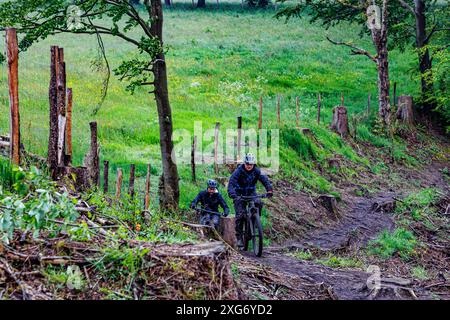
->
[297,192,396,251]
[244,193,422,300]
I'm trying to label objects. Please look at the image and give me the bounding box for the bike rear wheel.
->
[251,212,263,257]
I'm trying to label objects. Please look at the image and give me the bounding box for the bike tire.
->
[243,217,251,252]
[252,212,264,257]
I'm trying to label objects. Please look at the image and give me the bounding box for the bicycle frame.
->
[238,194,267,256]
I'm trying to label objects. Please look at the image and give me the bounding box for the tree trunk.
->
[151,0,180,211]
[197,0,206,8]
[371,0,391,126]
[164,0,171,6]
[414,0,435,114]
[377,53,391,126]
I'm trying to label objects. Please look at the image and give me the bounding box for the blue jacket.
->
[227,164,273,199]
[191,190,229,215]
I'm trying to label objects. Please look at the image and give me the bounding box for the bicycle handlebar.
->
[237,193,270,200]
[193,207,223,215]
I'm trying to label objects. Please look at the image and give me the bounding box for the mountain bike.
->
[194,207,222,230]
[238,194,268,257]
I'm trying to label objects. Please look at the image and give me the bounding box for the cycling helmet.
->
[244,153,256,165]
[207,179,218,189]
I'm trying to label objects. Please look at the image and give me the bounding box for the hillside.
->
[0,2,449,301]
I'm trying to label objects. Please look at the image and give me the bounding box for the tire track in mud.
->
[244,193,404,300]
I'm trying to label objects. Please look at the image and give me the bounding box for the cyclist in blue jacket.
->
[191,179,229,229]
[227,153,273,248]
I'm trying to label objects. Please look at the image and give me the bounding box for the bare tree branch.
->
[326,36,377,63]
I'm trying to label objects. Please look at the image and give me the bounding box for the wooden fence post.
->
[57,48,67,166]
[296,96,299,128]
[144,164,151,211]
[115,168,123,200]
[214,122,220,174]
[48,46,59,177]
[237,116,242,162]
[191,136,197,182]
[103,160,109,193]
[129,164,135,199]
[317,93,321,124]
[65,88,73,165]
[367,92,371,116]
[6,28,20,165]
[89,121,100,186]
[258,96,263,130]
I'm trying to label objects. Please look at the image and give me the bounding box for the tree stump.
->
[330,106,349,137]
[219,216,237,249]
[396,96,414,126]
[56,166,90,192]
[318,194,340,220]
[371,199,396,213]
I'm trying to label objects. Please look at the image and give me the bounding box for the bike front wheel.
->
[251,213,263,257]
[243,217,251,252]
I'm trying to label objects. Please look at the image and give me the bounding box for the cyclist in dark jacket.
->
[190,179,229,229]
[228,153,273,248]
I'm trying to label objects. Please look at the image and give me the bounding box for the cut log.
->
[318,194,340,220]
[396,96,414,126]
[330,106,349,137]
[219,217,237,249]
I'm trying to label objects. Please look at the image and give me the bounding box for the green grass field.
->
[0,2,421,209]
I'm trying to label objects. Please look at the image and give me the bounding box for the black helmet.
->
[244,153,256,165]
[207,179,218,189]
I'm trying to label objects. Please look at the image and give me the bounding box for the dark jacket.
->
[191,190,229,215]
[227,164,273,199]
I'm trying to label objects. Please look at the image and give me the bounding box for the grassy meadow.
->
[0,2,422,210]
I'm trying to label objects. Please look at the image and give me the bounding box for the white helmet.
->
[244,153,256,165]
